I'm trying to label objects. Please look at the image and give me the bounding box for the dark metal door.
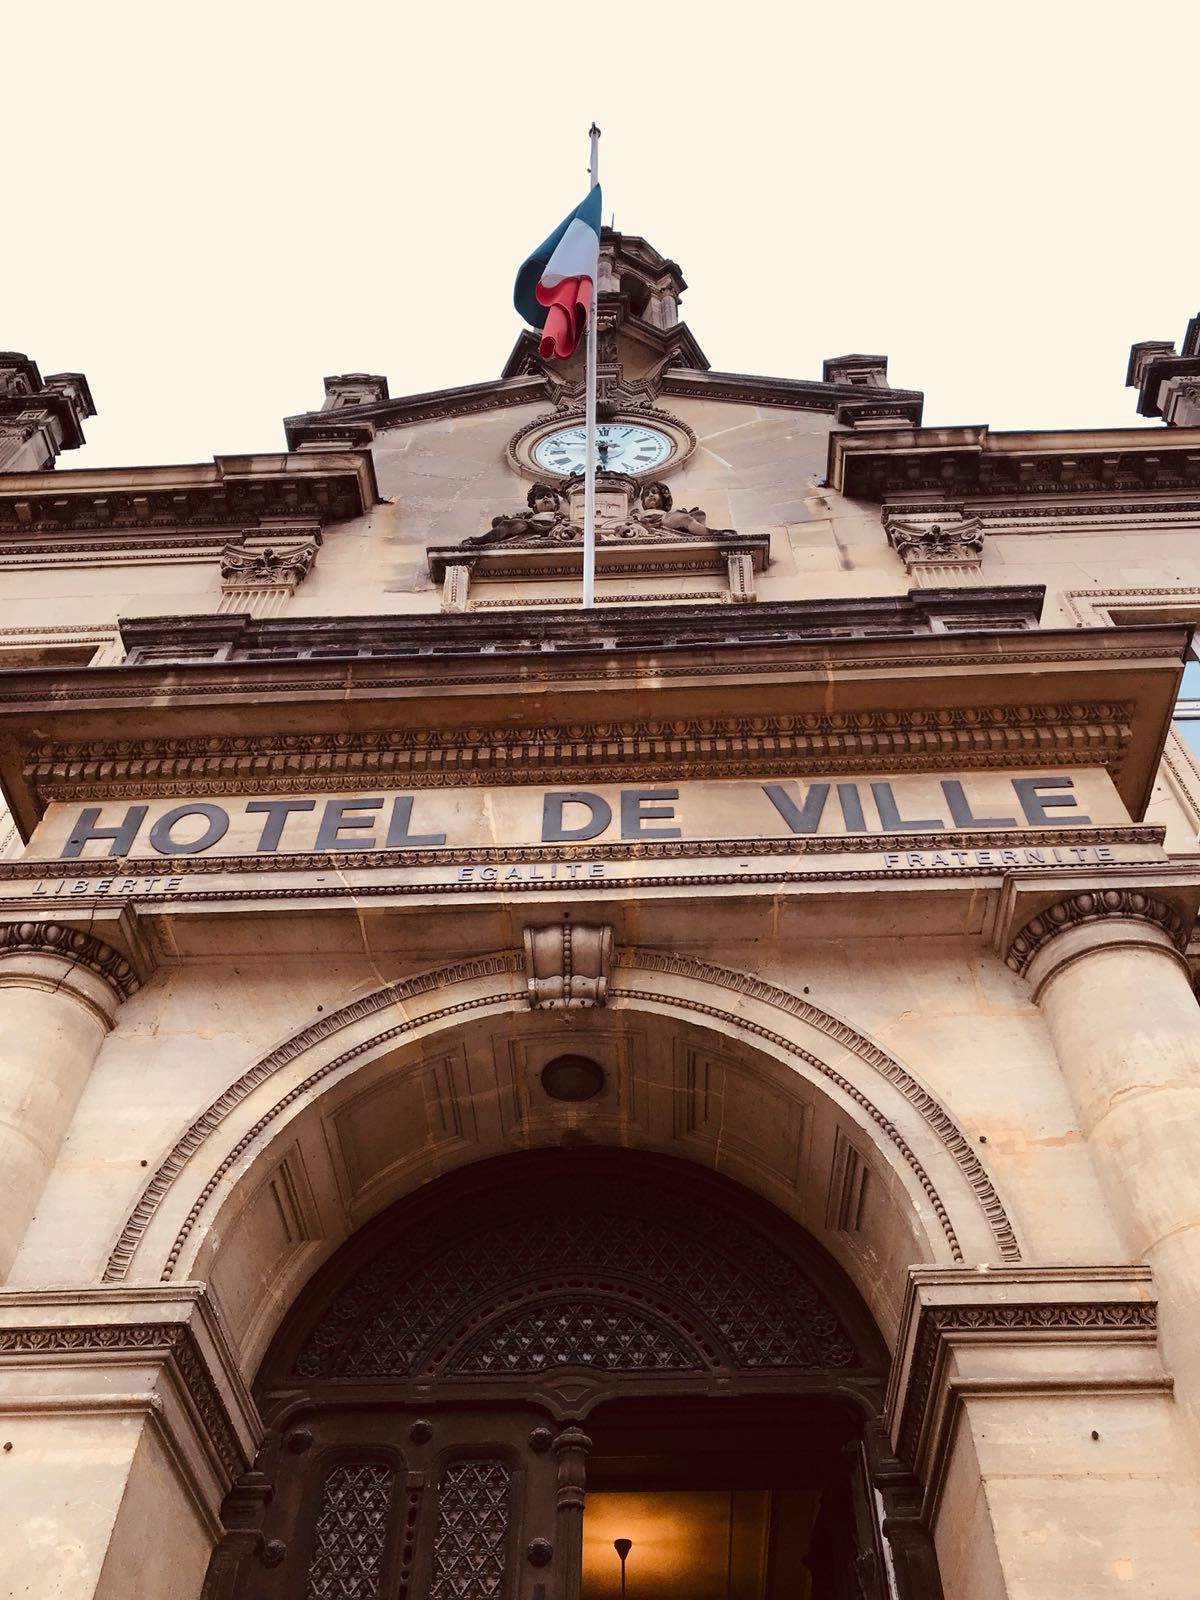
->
[206,1403,569,1600]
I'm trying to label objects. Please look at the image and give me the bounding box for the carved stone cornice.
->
[284,375,550,447]
[16,698,1133,807]
[0,451,377,535]
[897,1297,1159,1467]
[1005,889,1189,976]
[426,537,770,585]
[114,589,1045,667]
[662,367,924,424]
[830,423,1200,501]
[470,590,725,607]
[0,919,142,998]
[0,825,1157,888]
[0,1321,242,1476]
[0,612,1182,833]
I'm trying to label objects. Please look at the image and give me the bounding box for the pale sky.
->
[7,2,1199,470]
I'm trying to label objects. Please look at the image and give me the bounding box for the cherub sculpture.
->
[626,481,735,539]
[464,483,576,547]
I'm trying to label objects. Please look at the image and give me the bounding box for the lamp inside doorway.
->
[614,1538,633,1600]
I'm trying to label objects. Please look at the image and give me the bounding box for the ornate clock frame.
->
[506,409,697,484]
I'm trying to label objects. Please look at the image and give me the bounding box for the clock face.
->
[532,421,673,477]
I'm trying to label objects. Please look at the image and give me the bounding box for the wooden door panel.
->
[219,1405,557,1600]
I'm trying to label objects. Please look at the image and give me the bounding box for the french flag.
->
[514,186,603,361]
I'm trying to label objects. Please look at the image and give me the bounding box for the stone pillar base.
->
[886,1265,1200,1599]
[0,1285,259,1600]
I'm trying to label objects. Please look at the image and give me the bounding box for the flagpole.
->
[582,122,601,609]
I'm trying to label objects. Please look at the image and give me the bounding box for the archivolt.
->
[102,952,525,1282]
[103,946,1018,1284]
[613,952,1019,1263]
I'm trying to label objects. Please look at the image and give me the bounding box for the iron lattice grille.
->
[304,1462,393,1600]
[294,1171,858,1379]
[450,1295,701,1374]
[428,1459,511,1600]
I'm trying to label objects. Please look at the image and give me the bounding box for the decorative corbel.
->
[524,923,613,1009]
[219,535,320,616]
[219,540,319,591]
[883,510,984,587]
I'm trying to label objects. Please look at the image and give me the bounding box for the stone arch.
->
[210,1151,926,1600]
[102,947,1017,1371]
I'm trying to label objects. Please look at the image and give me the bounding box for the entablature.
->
[426,533,772,585]
[0,856,1190,970]
[0,607,1184,836]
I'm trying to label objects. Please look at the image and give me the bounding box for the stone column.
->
[0,921,140,1279]
[1006,888,1200,1447]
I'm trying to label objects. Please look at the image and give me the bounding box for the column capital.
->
[1004,888,1190,990]
[0,917,147,1004]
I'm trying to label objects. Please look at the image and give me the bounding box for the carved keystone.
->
[524,924,613,1009]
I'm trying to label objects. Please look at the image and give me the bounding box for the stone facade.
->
[2,239,1200,1598]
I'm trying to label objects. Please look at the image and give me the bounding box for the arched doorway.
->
[202,1150,942,1600]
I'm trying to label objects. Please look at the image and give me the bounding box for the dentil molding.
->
[20,698,1133,805]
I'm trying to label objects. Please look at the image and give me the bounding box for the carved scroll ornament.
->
[884,511,984,585]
